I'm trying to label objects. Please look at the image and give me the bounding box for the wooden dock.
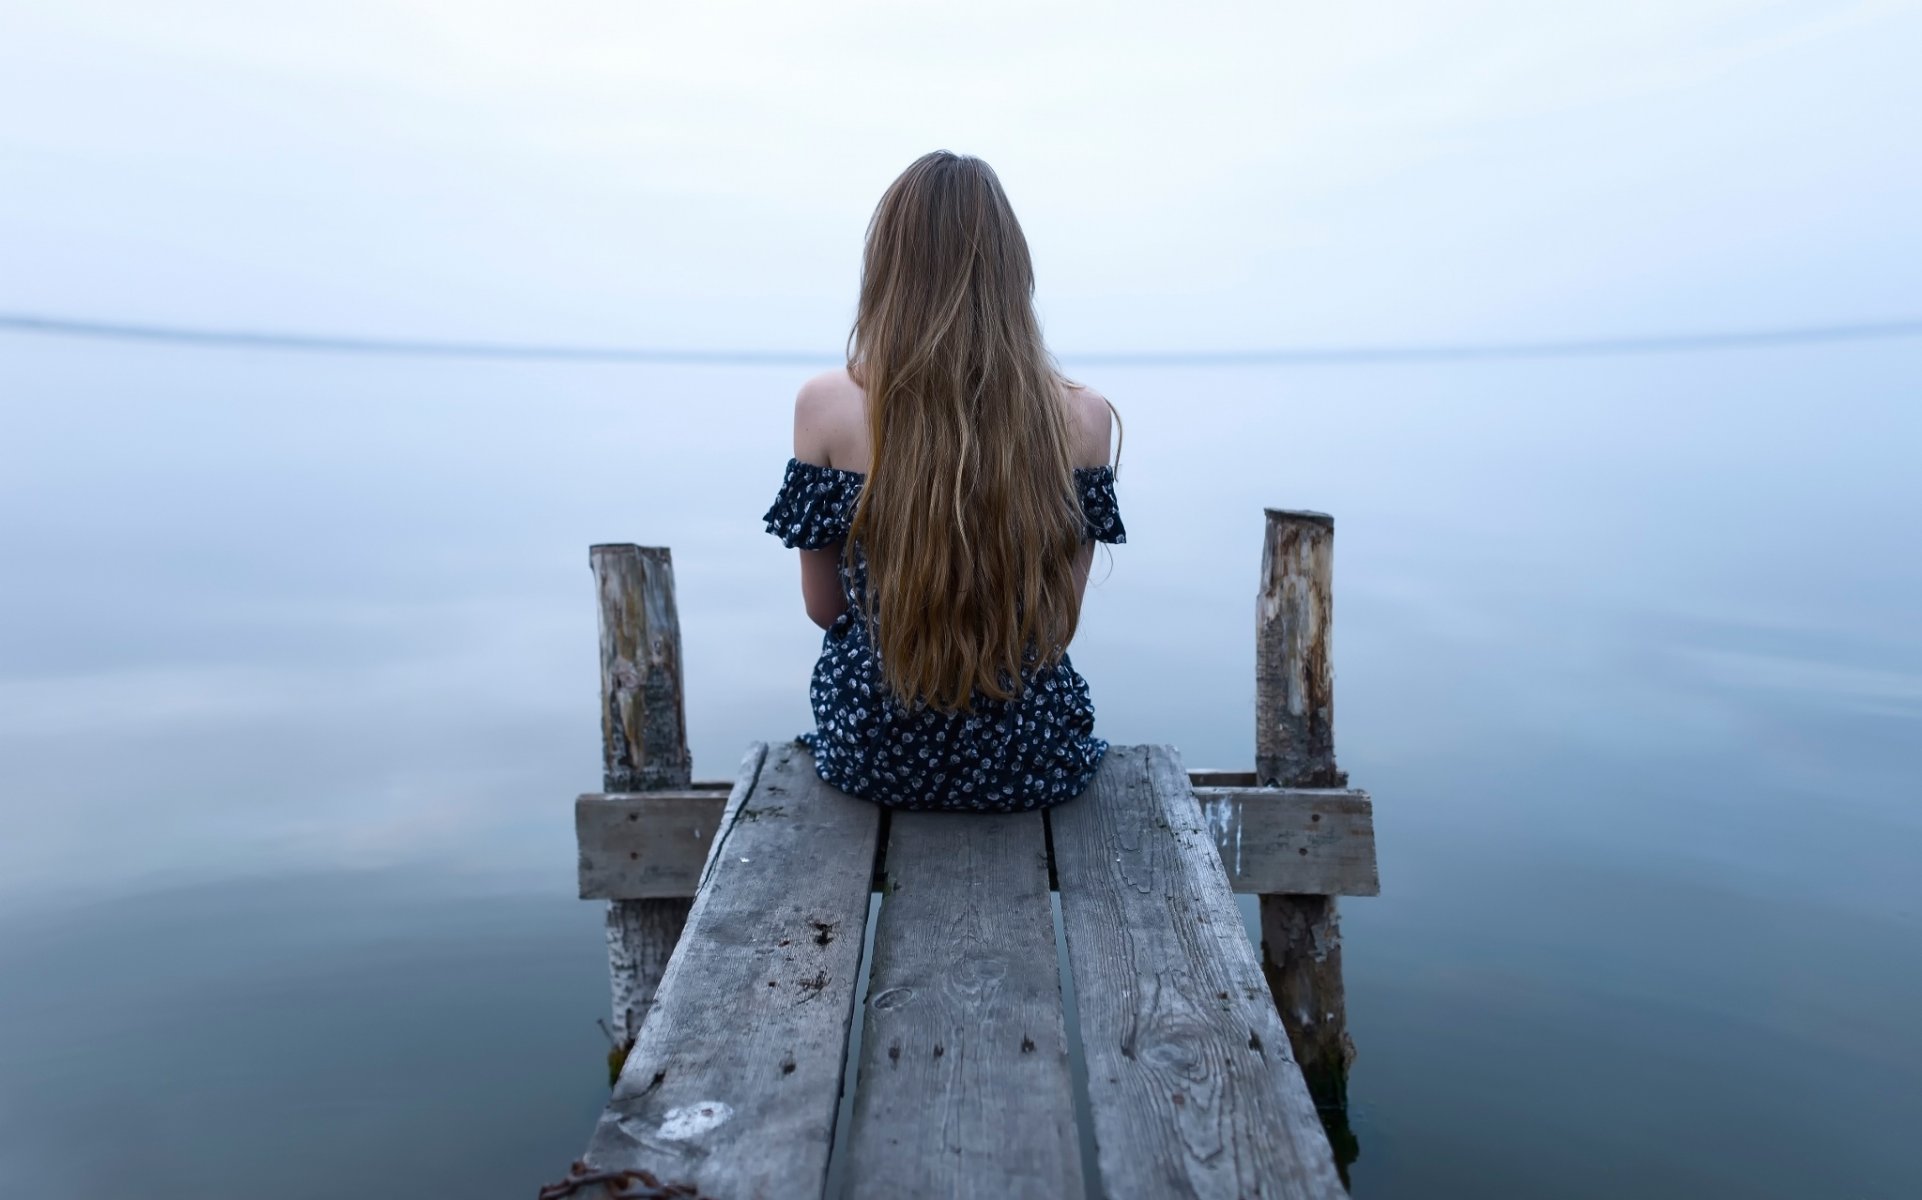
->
[560,510,1378,1199]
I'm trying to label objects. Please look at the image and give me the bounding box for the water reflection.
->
[1,340,1918,1196]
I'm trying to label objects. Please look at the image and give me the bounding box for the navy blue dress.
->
[763,459,1126,812]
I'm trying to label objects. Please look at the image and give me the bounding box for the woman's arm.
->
[799,548,848,629]
[1068,383,1115,608]
[791,370,861,628]
[1072,539,1096,607]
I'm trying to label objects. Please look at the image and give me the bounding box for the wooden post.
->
[1256,510,1346,792]
[591,544,694,1062]
[1255,509,1356,1111]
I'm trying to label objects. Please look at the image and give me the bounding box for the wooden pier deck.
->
[560,510,1377,1199]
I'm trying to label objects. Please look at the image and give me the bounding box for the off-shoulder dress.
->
[762,459,1125,812]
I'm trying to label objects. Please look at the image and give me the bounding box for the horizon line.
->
[4,312,1920,367]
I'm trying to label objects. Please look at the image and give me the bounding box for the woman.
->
[762,151,1124,812]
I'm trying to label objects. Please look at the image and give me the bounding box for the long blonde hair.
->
[846,151,1085,712]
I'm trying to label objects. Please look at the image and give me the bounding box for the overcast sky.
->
[3,1,1919,358]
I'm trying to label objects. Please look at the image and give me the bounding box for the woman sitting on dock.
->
[763,150,1124,813]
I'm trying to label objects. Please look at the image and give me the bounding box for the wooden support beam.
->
[576,784,1378,900]
[1188,768,1258,787]
[577,788,734,901]
[1194,787,1378,897]
[591,543,697,1050]
[1255,509,1356,1112]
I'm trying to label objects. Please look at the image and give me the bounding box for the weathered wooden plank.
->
[578,790,736,901]
[1194,787,1378,897]
[844,810,1081,1199]
[582,743,883,1197]
[1050,744,1344,1200]
[576,782,1375,901]
[1253,510,1355,1109]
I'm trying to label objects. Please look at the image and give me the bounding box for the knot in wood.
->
[869,986,915,1011]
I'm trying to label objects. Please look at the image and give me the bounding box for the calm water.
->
[2,337,1918,1196]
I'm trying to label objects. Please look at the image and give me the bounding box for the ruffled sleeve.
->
[1075,466,1126,544]
[762,458,861,549]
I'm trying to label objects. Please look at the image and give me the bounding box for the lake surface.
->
[2,336,1918,1196]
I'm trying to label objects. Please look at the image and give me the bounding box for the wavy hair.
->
[846,151,1086,711]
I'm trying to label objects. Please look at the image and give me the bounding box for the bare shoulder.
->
[1061,380,1114,470]
[792,367,867,469]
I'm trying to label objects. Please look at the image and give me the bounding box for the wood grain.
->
[601,746,765,1042]
[1049,744,1344,1200]
[1259,894,1349,1107]
[1252,510,1355,1107]
[843,809,1082,1200]
[582,743,883,1196]
[1254,512,1343,790]
[1193,787,1378,897]
[591,543,700,1045]
[592,543,692,792]
[577,790,736,901]
[575,782,1375,900]
[605,897,692,1048]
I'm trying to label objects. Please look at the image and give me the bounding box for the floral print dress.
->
[763,458,1126,812]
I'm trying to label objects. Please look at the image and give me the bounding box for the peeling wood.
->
[1260,895,1355,1107]
[1193,786,1378,897]
[593,544,692,792]
[1255,511,1344,790]
[605,896,692,1046]
[592,543,698,1047]
[1253,510,1354,1108]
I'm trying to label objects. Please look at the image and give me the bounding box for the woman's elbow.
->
[805,597,847,630]
[797,548,847,631]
